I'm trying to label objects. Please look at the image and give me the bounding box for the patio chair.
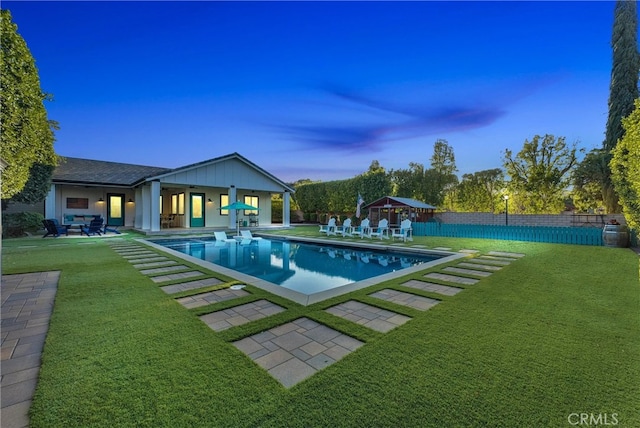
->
[214,231,237,244]
[81,218,104,236]
[352,218,371,239]
[391,219,413,242]
[103,222,122,234]
[240,230,263,241]
[248,213,259,227]
[319,217,337,236]
[336,218,353,237]
[42,219,69,238]
[370,218,389,239]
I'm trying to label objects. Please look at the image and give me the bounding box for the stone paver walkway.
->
[104,241,527,390]
[233,317,364,387]
[401,279,463,296]
[160,277,224,294]
[1,271,59,428]
[178,287,250,309]
[457,262,503,271]
[326,300,412,332]
[369,289,440,311]
[200,299,285,331]
[424,272,480,285]
[150,271,204,283]
[443,266,493,277]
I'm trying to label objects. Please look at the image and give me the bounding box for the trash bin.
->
[243,220,247,227]
[602,224,630,247]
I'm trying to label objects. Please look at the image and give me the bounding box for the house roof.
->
[52,152,294,193]
[52,157,170,186]
[139,152,295,192]
[363,196,437,210]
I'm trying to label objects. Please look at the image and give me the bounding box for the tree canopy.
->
[503,135,578,214]
[611,98,640,230]
[600,0,640,212]
[1,9,57,200]
[450,168,505,213]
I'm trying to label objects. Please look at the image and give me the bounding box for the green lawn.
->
[2,228,639,427]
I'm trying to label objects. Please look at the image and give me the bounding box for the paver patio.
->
[233,317,364,387]
[1,271,59,428]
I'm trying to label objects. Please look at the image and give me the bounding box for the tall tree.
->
[429,139,458,207]
[453,169,505,213]
[1,9,57,200]
[503,135,579,214]
[611,99,640,230]
[602,0,640,211]
[571,148,608,212]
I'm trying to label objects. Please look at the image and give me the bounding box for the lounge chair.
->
[42,219,69,238]
[336,218,353,237]
[240,230,262,241]
[319,218,337,236]
[370,218,389,239]
[214,231,237,244]
[81,218,104,236]
[352,218,371,239]
[391,219,413,242]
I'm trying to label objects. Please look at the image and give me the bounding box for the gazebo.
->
[362,196,436,227]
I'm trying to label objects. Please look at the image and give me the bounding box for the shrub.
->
[2,211,44,237]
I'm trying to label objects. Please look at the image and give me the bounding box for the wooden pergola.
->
[362,196,436,227]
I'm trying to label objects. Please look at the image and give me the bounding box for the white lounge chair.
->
[319,217,337,236]
[336,218,353,237]
[214,231,237,244]
[391,219,413,242]
[352,218,371,239]
[240,230,262,241]
[370,218,389,239]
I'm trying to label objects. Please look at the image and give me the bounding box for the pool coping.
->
[139,236,468,306]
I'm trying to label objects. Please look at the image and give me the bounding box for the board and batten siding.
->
[157,158,284,192]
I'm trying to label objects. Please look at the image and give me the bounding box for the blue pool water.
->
[150,237,444,296]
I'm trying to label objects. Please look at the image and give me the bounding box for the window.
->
[171,194,178,215]
[171,193,185,215]
[66,197,88,209]
[220,194,229,215]
[243,195,259,215]
[178,193,185,215]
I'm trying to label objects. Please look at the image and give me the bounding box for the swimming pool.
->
[145,236,464,305]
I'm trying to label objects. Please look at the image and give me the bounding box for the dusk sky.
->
[4,1,619,183]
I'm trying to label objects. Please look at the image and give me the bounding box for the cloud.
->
[275,83,509,153]
[277,123,389,152]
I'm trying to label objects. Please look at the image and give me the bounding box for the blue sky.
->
[4,1,617,183]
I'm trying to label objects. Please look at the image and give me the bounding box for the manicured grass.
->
[2,230,639,427]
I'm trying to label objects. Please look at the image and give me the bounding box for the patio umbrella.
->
[220,201,260,236]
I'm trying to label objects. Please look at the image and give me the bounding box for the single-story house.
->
[44,152,294,234]
[363,196,436,227]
